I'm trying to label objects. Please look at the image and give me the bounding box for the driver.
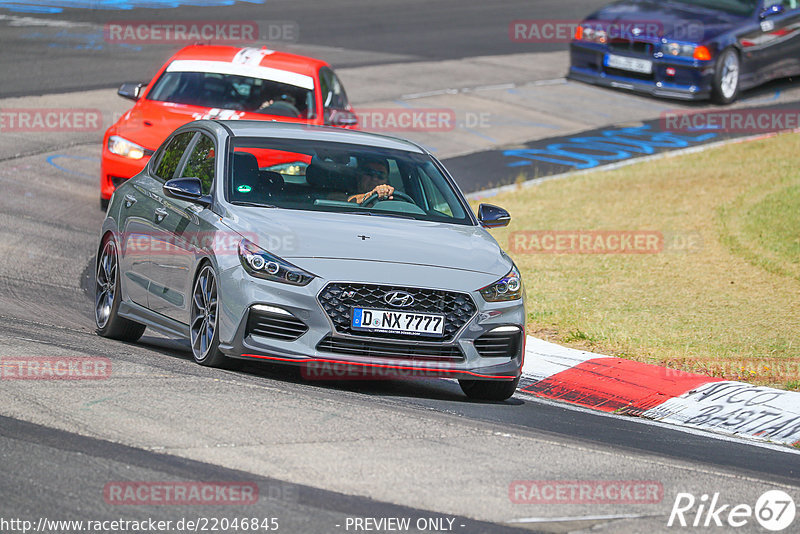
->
[348,157,394,204]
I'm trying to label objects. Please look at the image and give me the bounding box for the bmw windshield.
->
[227,137,474,225]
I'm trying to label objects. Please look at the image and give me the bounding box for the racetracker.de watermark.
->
[0,109,102,132]
[300,361,463,381]
[103,482,259,506]
[355,108,491,132]
[662,359,800,382]
[509,480,663,504]
[1,357,111,380]
[104,20,299,44]
[119,231,294,256]
[509,20,703,43]
[508,230,703,255]
[357,108,455,132]
[661,109,800,134]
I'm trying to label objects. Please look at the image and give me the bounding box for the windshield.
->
[147,70,315,119]
[227,137,473,225]
[665,0,758,15]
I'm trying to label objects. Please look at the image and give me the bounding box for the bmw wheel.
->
[190,264,227,367]
[712,48,740,105]
[459,376,520,401]
[95,235,146,341]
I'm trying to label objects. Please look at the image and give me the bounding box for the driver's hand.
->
[371,184,394,200]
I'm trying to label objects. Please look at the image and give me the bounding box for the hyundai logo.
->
[384,291,414,307]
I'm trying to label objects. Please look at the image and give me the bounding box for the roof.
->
[210,120,426,154]
[166,45,329,89]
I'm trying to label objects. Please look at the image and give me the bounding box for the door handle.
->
[124,194,137,208]
[154,207,169,222]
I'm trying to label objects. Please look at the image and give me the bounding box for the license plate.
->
[352,308,445,337]
[605,54,653,74]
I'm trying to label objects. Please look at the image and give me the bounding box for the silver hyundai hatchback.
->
[96,120,525,400]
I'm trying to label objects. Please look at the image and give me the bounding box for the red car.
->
[100,44,358,209]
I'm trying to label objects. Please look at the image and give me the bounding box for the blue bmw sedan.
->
[569,0,800,103]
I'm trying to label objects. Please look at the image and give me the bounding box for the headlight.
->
[479,266,523,302]
[238,238,314,286]
[577,24,607,44]
[108,135,146,160]
[662,42,694,57]
[660,42,712,60]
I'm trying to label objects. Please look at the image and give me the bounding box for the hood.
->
[221,208,512,278]
[587,0,746,42]
[114,101,310,151]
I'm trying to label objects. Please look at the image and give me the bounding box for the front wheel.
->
[95,236,146,341]
[190,264,228,367]
[711,48,740,105]
[459,376,520,401]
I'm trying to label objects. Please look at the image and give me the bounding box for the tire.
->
[711,48,740,105]
[95,235,146,342]
[459,376,520,401]
[190,264,228,367]
[100,196,109,212]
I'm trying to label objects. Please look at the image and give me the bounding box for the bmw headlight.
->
[238,238,314,286]
[479,266,523,302]
[577,24,607,44]
[660,42,711,60]
[108,135,146,160]
[662,42,693,57]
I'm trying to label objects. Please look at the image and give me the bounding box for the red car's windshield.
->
[147,70,316,119]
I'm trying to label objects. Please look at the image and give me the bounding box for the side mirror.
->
[478,203,511,228]
[325,108,359,127]
[760,2,784,19]
[164,177,211,206]
[118,82,146,101]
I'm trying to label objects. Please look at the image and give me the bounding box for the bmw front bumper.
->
[569,42,714,101]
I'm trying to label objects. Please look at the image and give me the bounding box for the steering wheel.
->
[259,101,302,118]
[360,190,417,207]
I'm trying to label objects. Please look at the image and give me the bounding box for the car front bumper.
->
[569,42,714,101]
[101,149,151,200]
[216,264,525,381]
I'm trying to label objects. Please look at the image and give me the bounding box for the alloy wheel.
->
[191,265,218,362]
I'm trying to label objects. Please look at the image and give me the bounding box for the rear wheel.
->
[95,236,146,341]
[459,376,520,401]
[712,48,740,105]
[190,264,228,367]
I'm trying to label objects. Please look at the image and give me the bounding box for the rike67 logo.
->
[668,490,795,531]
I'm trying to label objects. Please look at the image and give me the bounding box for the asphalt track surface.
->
[2,2,800,533]
[0,0,608,97]
[446,96,800,193]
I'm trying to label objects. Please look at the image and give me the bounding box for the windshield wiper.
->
[229,201,278,208]
[341,211,416,220]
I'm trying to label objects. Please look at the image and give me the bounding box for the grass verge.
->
[477,132,800,389]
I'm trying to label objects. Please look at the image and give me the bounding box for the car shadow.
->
[574,74,799,109]
[132,334,523,405]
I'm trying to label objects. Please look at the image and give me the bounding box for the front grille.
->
[608,39,654,56]
[317,336,464,362]
[474,330,522,359]
[318,283,477,342]
[246,307,308,341]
